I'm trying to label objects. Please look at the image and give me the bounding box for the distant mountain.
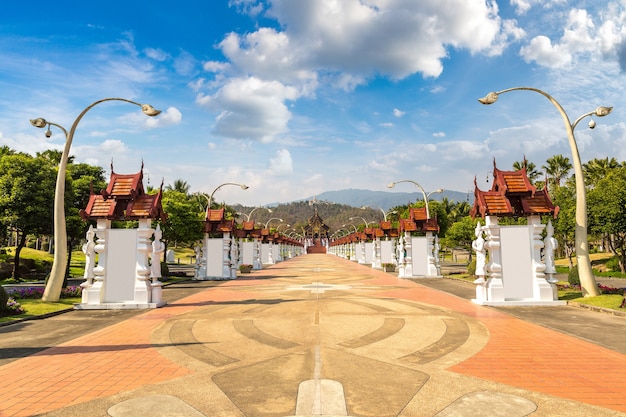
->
[296,188,470,211]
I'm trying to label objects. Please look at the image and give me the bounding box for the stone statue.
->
[151,225,165,279]
[472,222,486,280]
[544,220,558,276]
[82,225,96,280]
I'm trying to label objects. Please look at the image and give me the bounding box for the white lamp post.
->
[478,87,612,297]
[207,182,249,216]
[238,207,271,221]
[30,98,161,302]
[387,180,444,219]
[264,217,283,229]
[349,216,373,228]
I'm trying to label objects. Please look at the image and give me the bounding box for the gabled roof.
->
[80,163,166,221]
[471,159,558,218]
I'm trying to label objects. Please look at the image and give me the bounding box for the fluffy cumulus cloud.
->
[268,148,293,176]
[520,6,626,69]
[145,107,183,128]
[197,77,299,142]
[196,0,521,142]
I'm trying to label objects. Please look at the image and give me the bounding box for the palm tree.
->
[513,158,541,183]
[166,179,191,195]
[542,154,572,189]
[583,157,622,187]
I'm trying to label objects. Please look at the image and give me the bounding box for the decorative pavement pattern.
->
[0,254,625,416]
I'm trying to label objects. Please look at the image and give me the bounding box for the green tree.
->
[513,159,541,183]
[166,179,191,195]
[0,153,56,278]
[549,178,576,267]
[441,216,478,258]
[588,166,626,272]
[542,154,572,190]
[65,163,107,279]
[583,157,621,188]
[159,190,204,254]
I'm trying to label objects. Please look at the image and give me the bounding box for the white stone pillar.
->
[529,216,554,301]
[150,224,164,305]
[134,219,153,304]
[403,232,413,277]
[253,238,262,269]
[222,232,232,279]
[83,219,110,304]
[484,216,504,302]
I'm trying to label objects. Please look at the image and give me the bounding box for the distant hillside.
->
[300,189,470,211]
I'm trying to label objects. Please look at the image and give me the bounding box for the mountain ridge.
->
[269,188,470,210]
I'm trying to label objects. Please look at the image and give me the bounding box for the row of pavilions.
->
[75,158,563,310]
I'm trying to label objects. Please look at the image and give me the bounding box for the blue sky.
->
[1,0,625,206]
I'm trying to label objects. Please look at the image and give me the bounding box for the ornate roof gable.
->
[471,159,558,219]
[80,163,166,221]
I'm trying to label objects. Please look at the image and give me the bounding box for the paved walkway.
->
[1,254,625,417]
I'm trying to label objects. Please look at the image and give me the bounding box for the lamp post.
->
[276,223,291,232]
[30,98,161,302]
[387,180,444,219]
[238,206,272,221]
[362,205,396,221]
[264,217,283,229]
[478,87,612,297]
[349,216,372,228]
[207,182,249,215]
[343,224,358,233]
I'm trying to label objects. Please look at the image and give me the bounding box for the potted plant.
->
[239,264,253,274]
[382,263,396,272]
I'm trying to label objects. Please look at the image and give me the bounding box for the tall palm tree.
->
[166,179,191,195]
[583,157,621,187]
[542,154,572,189]
[513,158,541,183]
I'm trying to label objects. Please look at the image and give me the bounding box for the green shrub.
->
[568,265,580,286]
[605,257,620,272]
[467,258,476,276]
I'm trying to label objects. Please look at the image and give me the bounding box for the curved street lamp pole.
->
[478,87,612,297]
[387,180,444,219]
[238,206,271,221]
[349,216,372,228]
[343,223,358,233]
[30,98,161,302]
[264,217,283,229]
[207,182,249,215]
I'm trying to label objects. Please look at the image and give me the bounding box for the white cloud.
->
[520,35,572,68]
[433,132,446,138]
[393,108,405,118]
[197,77,299,142]
[145,107,183,128]
[268,148,293,176]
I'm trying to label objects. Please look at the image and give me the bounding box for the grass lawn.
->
[0,298,80,323]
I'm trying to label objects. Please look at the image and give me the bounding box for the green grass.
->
[0,298,80,323]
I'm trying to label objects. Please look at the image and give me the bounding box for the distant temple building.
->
[304,207,329,253]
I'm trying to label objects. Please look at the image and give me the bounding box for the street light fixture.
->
[30,98,161,302]
[387,180,444,219]
[207,182,249,215]
[343,223,358,233]
[276,223,291,232]
[478,86,612,297]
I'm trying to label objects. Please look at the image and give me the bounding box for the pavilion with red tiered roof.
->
[77,163,167,309]
[469,159,563,306]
